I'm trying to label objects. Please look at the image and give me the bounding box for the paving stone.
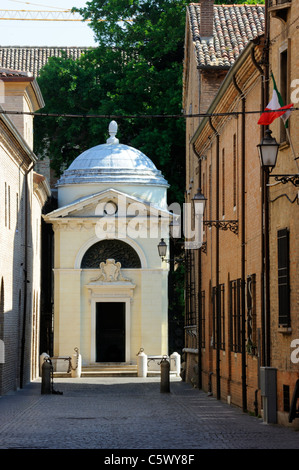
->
[0,377,298,450]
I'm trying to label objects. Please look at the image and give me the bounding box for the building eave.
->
[190,35,264,147]
[0,104,38,166]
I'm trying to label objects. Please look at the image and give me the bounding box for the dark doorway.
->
[96,302,125,362]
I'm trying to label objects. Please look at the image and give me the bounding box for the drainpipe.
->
[20,163,34,389]
[251,37,270,367]
[192,142,202,390]
[263,0,271,368]
[251,43,267,390]
[263,168,271,368]
[232,73,247,412]
[209,117,220,401]
[198,249,202,390]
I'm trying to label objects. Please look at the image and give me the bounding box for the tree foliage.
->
[35,0,263,200]
[35,0,188,204]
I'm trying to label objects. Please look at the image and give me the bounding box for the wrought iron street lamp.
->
[157,238,167,260]
[257,129,279,170]
[192,188,239,235]
[157,238,185,265]
[257,129,299,198]
[192,187,207,215]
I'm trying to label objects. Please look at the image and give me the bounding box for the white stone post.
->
[137,349,148,377]
[170,352,181,377]
[71,348,82,378]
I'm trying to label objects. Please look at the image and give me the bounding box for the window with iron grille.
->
[229,279,242,353]
[233,133,237,208]
[222,148,225,217]
[246,274,257,355]
[277,228,290,326]
[212,284,225,350]
[279,46,289,144]
[209,164,212,220]
[199,290,205,348]
[283,385,290,412]
[185,250,196,327]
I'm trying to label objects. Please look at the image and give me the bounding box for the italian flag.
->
[258,74,293,127]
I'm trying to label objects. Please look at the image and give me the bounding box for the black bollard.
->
[41,358,52,394]
[160,356,170,393]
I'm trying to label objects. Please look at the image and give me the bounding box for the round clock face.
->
[104,201,118,215]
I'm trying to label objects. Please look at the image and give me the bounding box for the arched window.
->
[81,239,141,269]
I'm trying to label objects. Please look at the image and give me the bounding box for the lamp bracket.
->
[203,220,239,234]
[161,257,185,265]
[270,193,299,205]
[269,174,299,187]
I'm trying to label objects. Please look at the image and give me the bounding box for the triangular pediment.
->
[43,188,174,221]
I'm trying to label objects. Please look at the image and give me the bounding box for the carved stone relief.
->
[90,259,131,283]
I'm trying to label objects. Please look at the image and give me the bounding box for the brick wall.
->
[199,0,214,39]
[185,41,268,416]
[267,0,299,426]
[183,20,230,387]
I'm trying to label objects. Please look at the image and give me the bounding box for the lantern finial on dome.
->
[107,120,119,144]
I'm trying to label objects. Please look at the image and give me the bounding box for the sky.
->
[0,0,98,47]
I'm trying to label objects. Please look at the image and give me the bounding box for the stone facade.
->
[43,125,171,368]
[0,69,50,395]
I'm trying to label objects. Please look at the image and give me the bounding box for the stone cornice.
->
[33,172,51,207]
[43,188,173,221]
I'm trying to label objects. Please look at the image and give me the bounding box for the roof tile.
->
[0,46,91,77]
[188,3,265,68]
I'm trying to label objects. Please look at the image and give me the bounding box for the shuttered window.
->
[229,279,242,353]
[199,290,205,348]
[212,284,225,350]
[277,228,290,326]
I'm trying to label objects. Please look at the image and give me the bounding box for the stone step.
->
[81,364,138,377]
[53,364,179,378]
[82,364,137,371]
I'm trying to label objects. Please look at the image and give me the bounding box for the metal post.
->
[160,356,170,393]
[41,358,52,394]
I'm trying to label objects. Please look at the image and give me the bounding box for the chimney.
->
[200,0,214,40]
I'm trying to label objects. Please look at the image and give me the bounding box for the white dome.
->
[57,121,168,187]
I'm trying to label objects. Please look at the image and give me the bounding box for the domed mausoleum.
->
[44,122,171,371]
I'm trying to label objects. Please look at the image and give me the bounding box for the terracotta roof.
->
[0,46,92,77]
[0,67,34,80]
[188,3,265,68]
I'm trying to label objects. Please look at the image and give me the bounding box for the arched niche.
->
[80,239,142,269]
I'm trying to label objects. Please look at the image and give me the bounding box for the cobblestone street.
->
[0,376,298,454]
